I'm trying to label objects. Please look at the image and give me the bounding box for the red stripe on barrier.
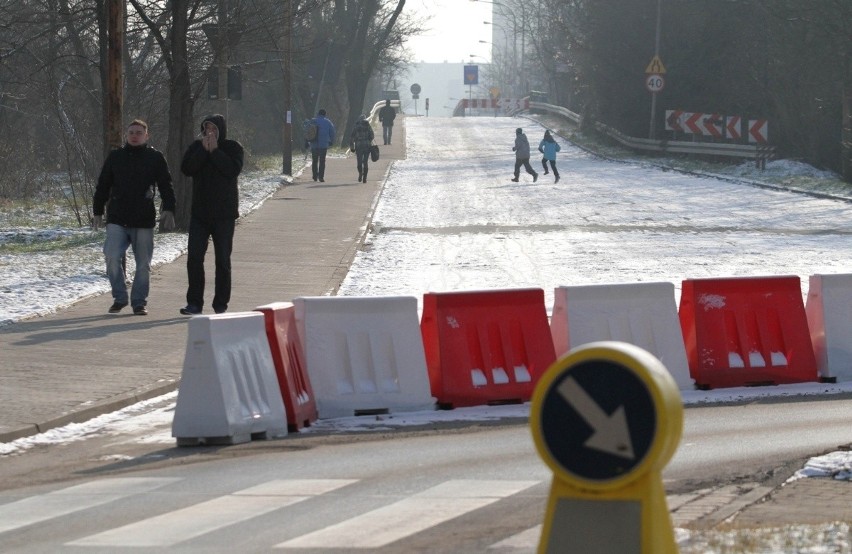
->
[678,276,817,389]
[255,302,318,431]
[420,288,556,408]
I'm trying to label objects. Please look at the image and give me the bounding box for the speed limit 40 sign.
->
[645,74,664,93]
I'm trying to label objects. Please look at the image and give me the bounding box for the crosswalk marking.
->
[67,479,356,548]
[0,477,179,535]
[275,479,539,549]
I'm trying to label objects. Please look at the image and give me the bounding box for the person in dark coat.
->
[511,127,538,182]
[93,119,176,315]
[378,99,396,145]
[308,109,335,182]
[179,114,244,315]
[350,115,375,183]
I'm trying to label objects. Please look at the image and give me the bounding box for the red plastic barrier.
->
[678,276,817,389]
[254,302,318,431]
[420,288,556,408]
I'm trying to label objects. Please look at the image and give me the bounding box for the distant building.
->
[396,61,494,117]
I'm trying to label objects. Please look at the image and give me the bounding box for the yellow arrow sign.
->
[645,55,666,74]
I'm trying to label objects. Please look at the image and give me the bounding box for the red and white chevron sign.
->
[666,110,768,143]
[702,113,723,138]
[665,109,685,131]
[748,119,769,143]
[725,116,742,140]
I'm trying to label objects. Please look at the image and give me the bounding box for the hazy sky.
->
[405,0,493,64]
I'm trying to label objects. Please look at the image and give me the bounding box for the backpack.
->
[304,120,318,141]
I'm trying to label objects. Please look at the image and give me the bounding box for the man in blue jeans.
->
[307,108,335,182]
[93,119,176,316]
[179,114,244,315]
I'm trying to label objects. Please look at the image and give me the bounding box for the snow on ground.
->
[0,172,283,326]
[3,118,852,513]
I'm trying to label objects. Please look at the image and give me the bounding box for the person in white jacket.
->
[538,129,562,183]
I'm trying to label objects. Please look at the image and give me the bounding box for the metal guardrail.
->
[529,101,775,164]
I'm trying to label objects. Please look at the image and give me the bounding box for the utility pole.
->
[649,0,662,139]
[106,0,124,152]
[217,0,228,116]
[282,0,293,175]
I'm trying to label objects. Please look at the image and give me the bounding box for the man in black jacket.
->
[378,99,396,145]
[93,119,176,316]
[179,114,244,315]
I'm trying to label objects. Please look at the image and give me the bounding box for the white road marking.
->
[276,479,539,549]
[67,479,356,547]
[0,477,179,534]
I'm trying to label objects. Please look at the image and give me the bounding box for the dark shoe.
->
[319,177,324,182]
[544,170,549,175]
[108,302,128,314]
[358,172,362,182]
[214,306,227,314]
[511,178,519,182]
[133,305,148,316]
[180,305,202,316]
[533,173,539,183]
[555,176,560,183]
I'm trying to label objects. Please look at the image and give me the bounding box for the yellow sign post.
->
[530,341,683,554]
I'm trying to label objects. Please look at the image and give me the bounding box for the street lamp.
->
[477,0,527,97]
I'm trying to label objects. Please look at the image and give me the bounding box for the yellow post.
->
[530,341,683,554]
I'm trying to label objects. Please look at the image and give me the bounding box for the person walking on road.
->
[378,99,396,145]
[350,114,375,183]
[93,119,176,316]
[512,127,538,183]
[538,130,561,183]
[179,114,244,316]
[308,109,335,182]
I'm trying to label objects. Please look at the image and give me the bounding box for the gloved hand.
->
[92,215,103,231]
[159,210,175,232]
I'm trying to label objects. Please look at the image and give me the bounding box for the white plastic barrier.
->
[293,296,435,418]
[172,312,288,445]
[550,282,693,390]
[806,274,852,381]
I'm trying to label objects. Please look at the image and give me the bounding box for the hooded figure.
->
[179,114,244,316]
[511,128,538,182]
[538,129,562,182]
[350,114,375,183]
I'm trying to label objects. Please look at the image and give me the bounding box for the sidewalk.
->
[0,117,405,443]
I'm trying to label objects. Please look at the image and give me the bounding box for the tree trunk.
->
[166,0,195,231]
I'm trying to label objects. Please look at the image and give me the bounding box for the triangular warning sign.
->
[645,55,666,74]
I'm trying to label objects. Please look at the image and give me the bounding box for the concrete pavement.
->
[0,118,404,443]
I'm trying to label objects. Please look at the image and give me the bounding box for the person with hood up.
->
[538,129,562,183]
[511,127,538,183]
[308,108,336,182]
[179,114,244,316]
[93,118,176,316]
[350,114,375,183]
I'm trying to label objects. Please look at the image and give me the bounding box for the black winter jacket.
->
[93,143,176,228]
[181,114,244,221]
